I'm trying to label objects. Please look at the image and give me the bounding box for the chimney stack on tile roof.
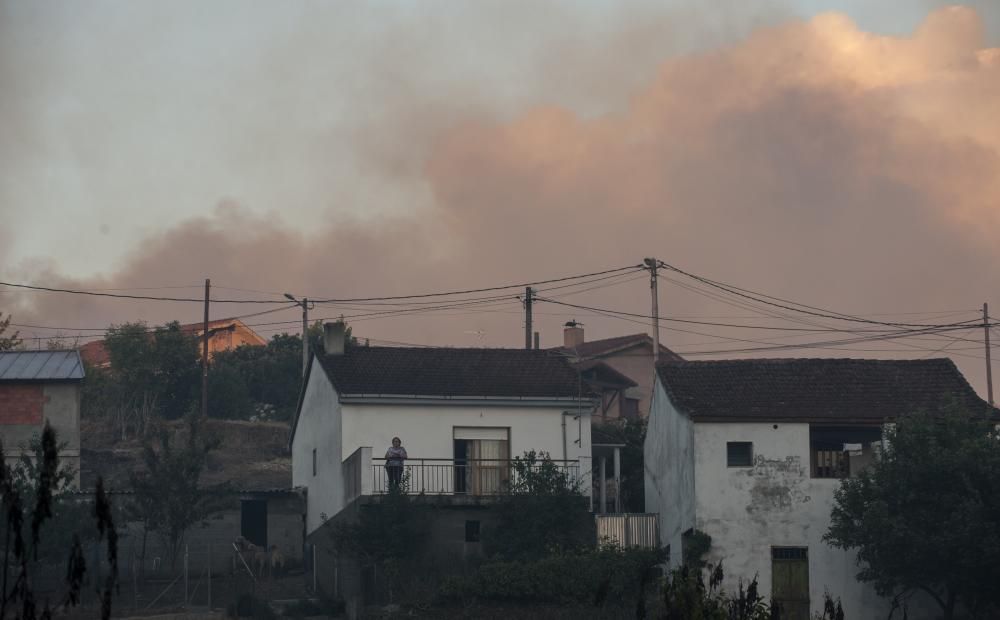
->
[563,320,584,349]
[324,321,346,356]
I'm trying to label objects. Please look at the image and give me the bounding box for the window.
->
[312,448,317,476]
[465,520,481,542]
[810,426,883,478]
[727,442,753,467]
[454,428,510,495]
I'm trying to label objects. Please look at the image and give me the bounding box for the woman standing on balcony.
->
[385,437,408,490]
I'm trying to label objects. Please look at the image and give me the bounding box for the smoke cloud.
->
[3,6,999,394]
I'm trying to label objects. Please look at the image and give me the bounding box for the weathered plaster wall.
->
[292,362,343,535]
[294,357,595,534]
[644,379,694,565]
[692,422,928,619]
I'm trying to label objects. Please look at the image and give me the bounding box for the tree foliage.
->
[660,562,782,620]
[209,333,304,421]
[593,418,647,512]
[484,451,593,561]
[0,312,20,351]
[824,405,1000,619]
[128,415,228,570]
[0,423,118,619]
[328,484,430,603]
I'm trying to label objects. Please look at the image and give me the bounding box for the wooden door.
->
[772,547,809,620]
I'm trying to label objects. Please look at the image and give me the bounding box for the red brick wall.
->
[0,385,45,425]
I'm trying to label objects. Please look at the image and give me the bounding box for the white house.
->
[644,357,990,620]
[291,323,596,539]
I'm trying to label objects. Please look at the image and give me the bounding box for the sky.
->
[2,1,999,395]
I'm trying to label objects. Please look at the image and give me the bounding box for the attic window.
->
[727,442,753,467]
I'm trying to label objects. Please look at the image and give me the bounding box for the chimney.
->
[324,321,347,356]
[563,320,584,349]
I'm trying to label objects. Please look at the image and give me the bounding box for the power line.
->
[658,261,978,329]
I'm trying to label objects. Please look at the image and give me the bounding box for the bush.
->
[439,545,666,608]
[227,594,276,620]
[281,596,345,618]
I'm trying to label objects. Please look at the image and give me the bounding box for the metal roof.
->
[0,350,85,381]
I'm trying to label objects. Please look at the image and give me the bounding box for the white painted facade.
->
[645,379,932,619]
[292,355,594,536]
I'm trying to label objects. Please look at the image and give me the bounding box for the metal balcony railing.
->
[372,458,582,496]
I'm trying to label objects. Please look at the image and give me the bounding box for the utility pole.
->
[284,293,311,377]
[524,287,533,350]
[643,258,660,363]
[201,278,210,419]
[985,302,994,406]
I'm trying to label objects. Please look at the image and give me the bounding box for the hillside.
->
[80,417,293,491]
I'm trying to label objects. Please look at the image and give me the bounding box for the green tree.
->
[328,485,430,603]
[128,415,228,571]
[484,450,593,561]
[0,423,119,619]
[593,418,647,512]
[103,321,199,420]
[209,333,303,421]
[0,312,20,350]
[824,405,1000,619]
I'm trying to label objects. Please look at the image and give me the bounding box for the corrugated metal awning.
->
[0,350,85,381]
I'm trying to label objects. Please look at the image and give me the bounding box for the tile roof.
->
[0,350,85,381]
[316,346,586,398]
[557,332,683,361]
[656,358,991,421]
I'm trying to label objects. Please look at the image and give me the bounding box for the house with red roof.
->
[554,322,683,420]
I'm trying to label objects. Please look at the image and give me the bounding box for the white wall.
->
[341,402,592,471]
[293,361,596,535]
[292,363,343,535]
[692,422,930,619]
[644,379,694,564]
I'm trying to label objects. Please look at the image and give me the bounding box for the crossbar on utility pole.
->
[985,302,994,406]
[201,279,210,419]
[644,258,660,363]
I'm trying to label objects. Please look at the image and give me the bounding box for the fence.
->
[371,458,582,495]
[595,513,659,549]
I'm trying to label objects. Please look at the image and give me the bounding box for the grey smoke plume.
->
[2,6,999,395]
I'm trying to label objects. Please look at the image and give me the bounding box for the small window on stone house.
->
[727,442,753,467]
[312,448,317,476]
[810,426,883,478]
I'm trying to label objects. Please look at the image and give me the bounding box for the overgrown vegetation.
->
[825,404,1000,620]
[82,320,331,427]
[128,414,229,572]
[592,418,647,512]
[484,450,592,561]
[0,312,20,350]
[0,423,119,619]
[329,481,431,603]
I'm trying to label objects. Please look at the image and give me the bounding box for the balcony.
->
[342,447,583,505]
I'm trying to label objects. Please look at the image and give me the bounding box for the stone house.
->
[644,357,991,620]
